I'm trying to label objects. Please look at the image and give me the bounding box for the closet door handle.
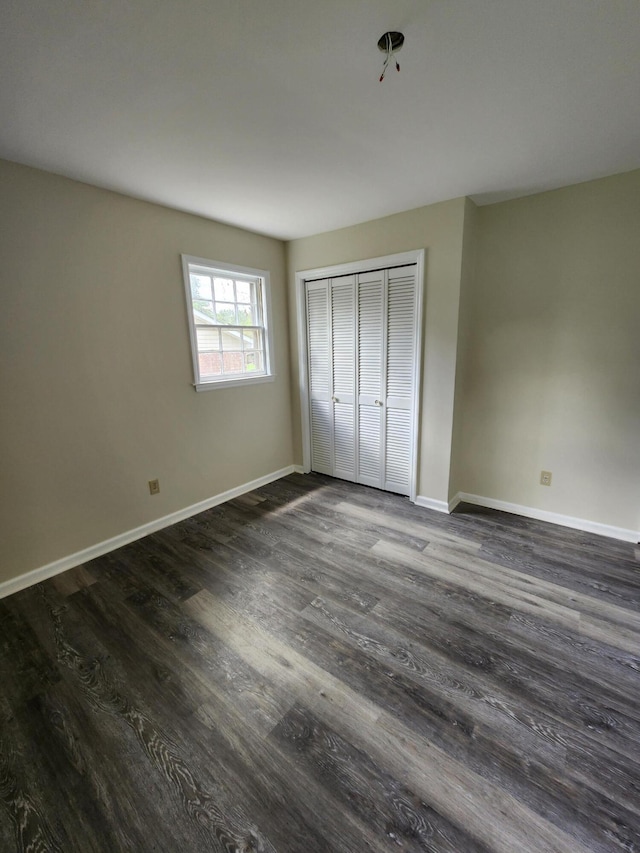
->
[331,396,339,403]
[375,399,384,406]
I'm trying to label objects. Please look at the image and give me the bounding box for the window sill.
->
[194,373,275,392]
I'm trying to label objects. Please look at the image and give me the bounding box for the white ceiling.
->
[2,0,639,240]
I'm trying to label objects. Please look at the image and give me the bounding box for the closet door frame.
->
[295,249,425,503]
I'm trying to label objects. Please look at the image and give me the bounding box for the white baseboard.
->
[0,465,297,601]
[448,494,462,513]
[452,491,639,544]
[414,495,450,514]
[292,465,308,474]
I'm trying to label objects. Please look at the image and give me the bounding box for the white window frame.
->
[181,255,275,391]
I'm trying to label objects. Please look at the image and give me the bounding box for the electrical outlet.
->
[540,470,552,487]
[148,479,160,495]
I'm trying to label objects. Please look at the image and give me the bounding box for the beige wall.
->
[3,159,637,588]
[450,197,479,498]
[0,160,293,583]
[287,198,467,505]
[454,170,640,531]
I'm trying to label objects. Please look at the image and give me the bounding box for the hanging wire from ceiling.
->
[378,31,404,82]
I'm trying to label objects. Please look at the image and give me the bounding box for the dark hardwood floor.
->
[1,472,639,852]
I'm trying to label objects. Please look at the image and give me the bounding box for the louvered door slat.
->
[357,278,384,396]
[331,277,356,479]
[306,280,333,474]
[358,407,381,485]
[384,269,416,494]
[357,271,384,487]
[307,282,330,398]
[311,400,332,473]
[385,409,412,492]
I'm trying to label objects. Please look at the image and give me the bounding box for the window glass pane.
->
[214,278,235,302]
[241,329,260,350]
[196,327,220,351]
[199,352,222,376]
[222,352,244,374]
[220,329,243,350]
[191,275,212,300]
[237,304,256,326]
[193,300,215,321]
[215,303,236,324]
[236,280,254,303]
[244,351,264,373]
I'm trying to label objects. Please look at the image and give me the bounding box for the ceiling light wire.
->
[378,31,404,82]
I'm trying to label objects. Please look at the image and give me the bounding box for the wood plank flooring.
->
[0,472,639,852]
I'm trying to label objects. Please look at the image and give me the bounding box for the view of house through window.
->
[182,256,273,389]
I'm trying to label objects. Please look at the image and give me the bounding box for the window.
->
[181,255,274,390]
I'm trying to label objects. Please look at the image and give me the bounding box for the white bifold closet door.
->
[306,264,416,496]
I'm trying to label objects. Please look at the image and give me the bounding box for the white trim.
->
[448,493,462,513]
[195,374,275,392]
[0,465,297,601]
[451,492,639,543]
[414,495,450,514]
[296,250,426,282]
[410,253,425,504]
[292,465,307,474]
[295,249,425,502]
[296,271,312,473]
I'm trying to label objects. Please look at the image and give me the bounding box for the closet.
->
[305,264,418,497]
